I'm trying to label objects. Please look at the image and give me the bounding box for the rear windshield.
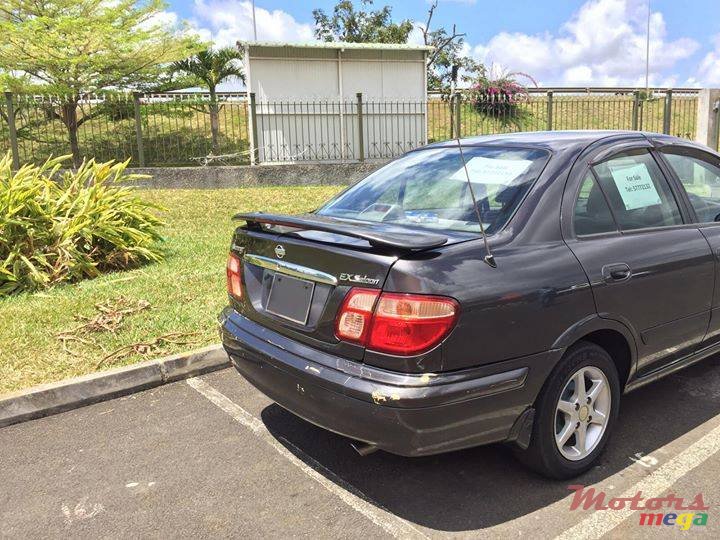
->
[317,146,550,234]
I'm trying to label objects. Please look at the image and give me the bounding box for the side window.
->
[662,150,720,223]
[591,151,683,231]
[573,172,618,236]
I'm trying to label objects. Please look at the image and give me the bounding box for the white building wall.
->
[251,59,340,101]
[245,44,428,162]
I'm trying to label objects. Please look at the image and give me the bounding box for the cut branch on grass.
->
[95,331,201,368]
[56,296,151,354]
[55,296,200,367]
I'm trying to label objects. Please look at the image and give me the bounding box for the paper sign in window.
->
[450,157,532,185]
[608,162,662,210]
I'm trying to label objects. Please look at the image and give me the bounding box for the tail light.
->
[335,288,380,344]
[226,253,243,299]
[335,288,459,356]
[368,293,459,355]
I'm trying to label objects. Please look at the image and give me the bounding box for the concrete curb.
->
[125,161,387,189]
[0,344,229,429]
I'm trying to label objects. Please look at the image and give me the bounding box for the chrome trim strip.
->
[243,253,338,286]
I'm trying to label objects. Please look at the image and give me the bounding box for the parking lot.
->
[3,354,720,539]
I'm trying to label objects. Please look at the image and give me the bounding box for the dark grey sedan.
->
[220,131,720,478]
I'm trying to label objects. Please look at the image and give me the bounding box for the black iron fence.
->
[251,89,699,163]
[432,88,698,141]
[1,92,250,167]
[250,98,427,162]
[0,88,702,167]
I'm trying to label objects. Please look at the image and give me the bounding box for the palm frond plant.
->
[172,48,245,153]
[0,153,165,296]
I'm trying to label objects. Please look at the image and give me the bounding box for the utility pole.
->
[252,0,258,40]
[644,0,651,94]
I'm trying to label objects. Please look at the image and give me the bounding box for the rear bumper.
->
[220,307,562,456]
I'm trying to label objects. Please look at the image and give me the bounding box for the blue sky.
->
[165,0,720,87]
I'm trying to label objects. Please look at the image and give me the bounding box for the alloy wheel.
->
[554,366,611,461]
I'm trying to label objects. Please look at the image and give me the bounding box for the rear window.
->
[317,146,550,234]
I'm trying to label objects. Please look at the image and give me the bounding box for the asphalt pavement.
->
[3,354,720,539]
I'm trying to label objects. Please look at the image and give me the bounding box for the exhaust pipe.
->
[351,442,378,456]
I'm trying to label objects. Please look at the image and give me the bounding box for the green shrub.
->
[467,68,537,127]
[0,154,165,296]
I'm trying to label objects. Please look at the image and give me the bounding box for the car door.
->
[656,144,720,348]
[563,144,715,377]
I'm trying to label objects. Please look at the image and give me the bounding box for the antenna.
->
[456,138,497,268]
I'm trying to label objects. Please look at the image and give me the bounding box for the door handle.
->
[602,263,632,282]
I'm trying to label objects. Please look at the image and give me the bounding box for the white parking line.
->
[556,421,720,540]
[186,377,429,540]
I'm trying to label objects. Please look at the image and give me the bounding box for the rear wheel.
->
[515,341,621,479]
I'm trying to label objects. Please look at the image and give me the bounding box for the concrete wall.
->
[125,161,387,189]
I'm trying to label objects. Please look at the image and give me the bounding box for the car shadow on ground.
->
[260,355,720,532]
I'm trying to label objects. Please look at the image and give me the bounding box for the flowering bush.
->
[467,68,537,124]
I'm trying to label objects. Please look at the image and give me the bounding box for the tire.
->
[515,341,621,479]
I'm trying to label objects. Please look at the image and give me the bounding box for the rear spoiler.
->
[233,212,448,250]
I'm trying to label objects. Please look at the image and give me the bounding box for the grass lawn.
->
[0,185,343,396]
[426,96,698,143]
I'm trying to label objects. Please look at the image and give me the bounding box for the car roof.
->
[420,130,687,152]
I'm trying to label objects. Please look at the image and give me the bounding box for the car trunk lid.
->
[229,213,469,361]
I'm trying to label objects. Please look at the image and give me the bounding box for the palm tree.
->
[172,48,244,153]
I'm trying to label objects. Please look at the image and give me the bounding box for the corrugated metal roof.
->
[241,40,433,51]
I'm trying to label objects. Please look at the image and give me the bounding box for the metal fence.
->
[252,97,427,162]
[252,89,699,163]
[0,88,702,167]
[1,92,250,167]
[432,88,698,141]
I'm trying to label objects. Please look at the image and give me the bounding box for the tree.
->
[313,0,413,44]
[0,0,203,166]
[312,1,476,94]
[171,48,244,153]
[0,72,35,134]
[419,1,474,94]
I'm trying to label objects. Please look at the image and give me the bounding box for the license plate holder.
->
[265,273,315,325]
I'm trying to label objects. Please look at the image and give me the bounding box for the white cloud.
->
[137,8,212,46]
[192,0,314,47]
[696,35,720,86]
[407,23,426,47]
[562,65,593,84]
[162,0,716,88]
[469,0,699,86]
[141,10,180,31]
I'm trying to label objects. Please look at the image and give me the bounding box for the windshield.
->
[317,146,550,234]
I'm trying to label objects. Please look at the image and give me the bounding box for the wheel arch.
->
[552,315,638,389]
